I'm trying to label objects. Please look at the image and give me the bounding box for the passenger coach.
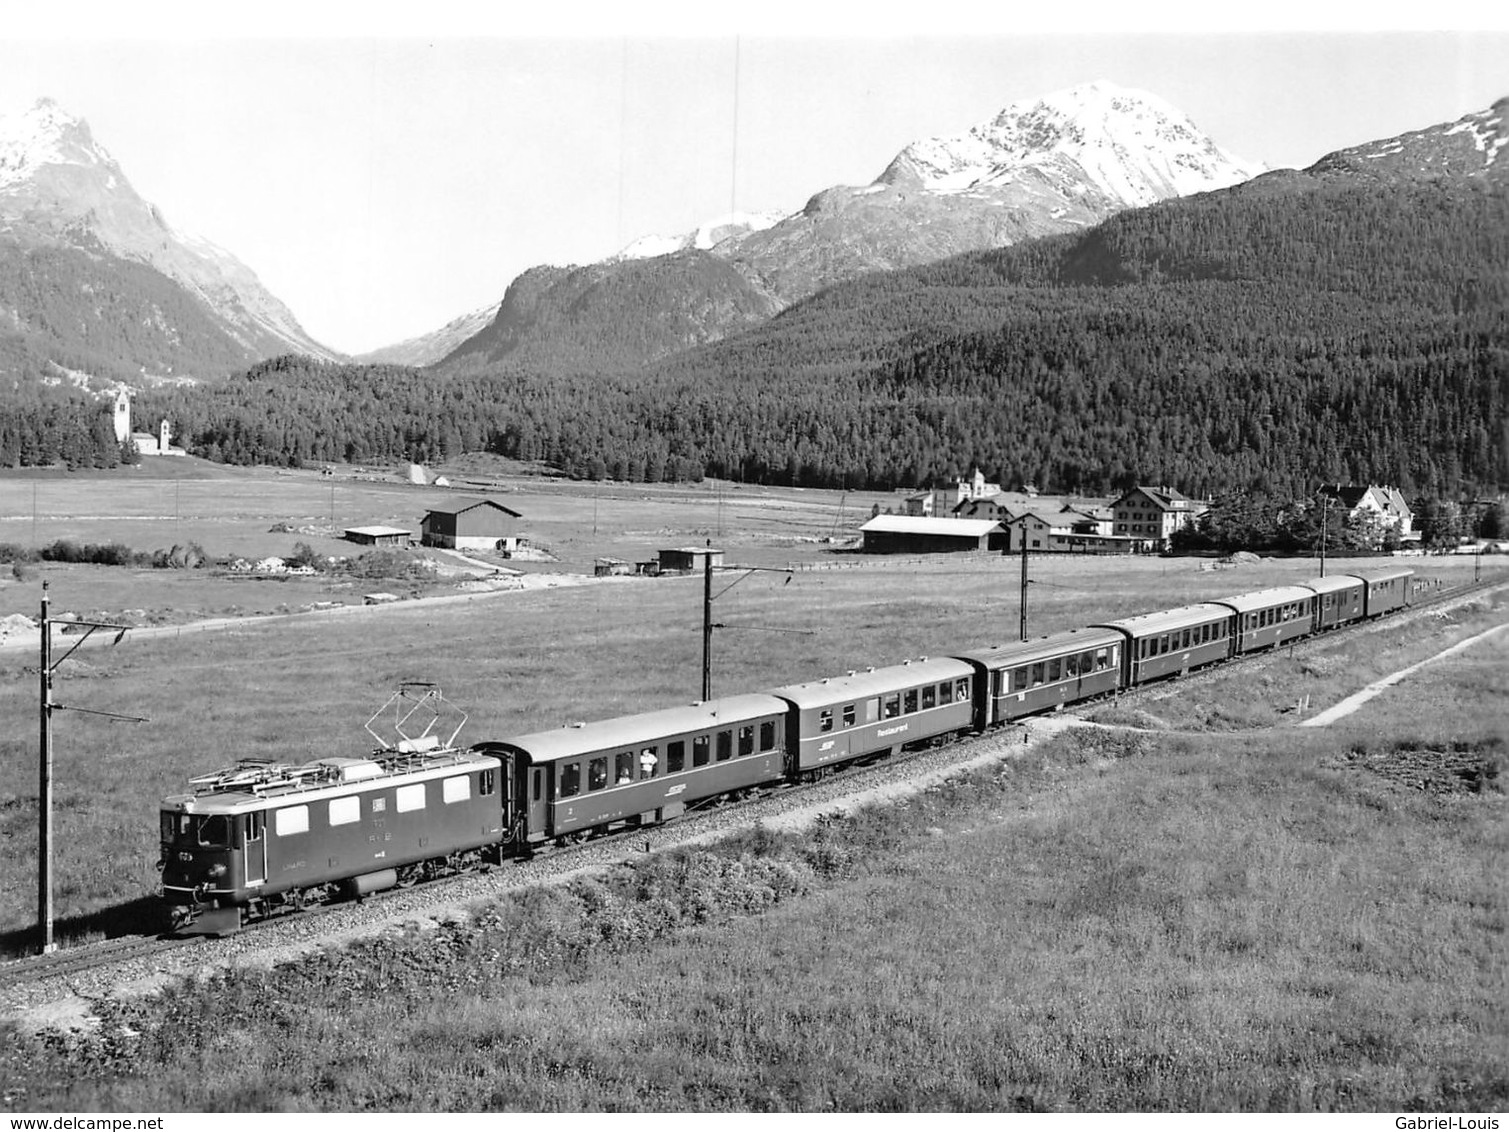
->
[954,628,1122,726]
[1301,575,1365,630]
[1093,604,1232,686]
[478,694,789,846]
[1352,566,1413,617]
[768,658,974,773]
[1213,585,1316,653]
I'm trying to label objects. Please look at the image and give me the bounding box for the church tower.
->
[113,390,131,444]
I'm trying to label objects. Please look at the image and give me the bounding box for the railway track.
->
[4,573,1501,1000]
[0,934,204,993]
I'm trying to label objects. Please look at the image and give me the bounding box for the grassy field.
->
[0,461,1500,948]
[1,612,1502,1110]
[0,462,1505,1110]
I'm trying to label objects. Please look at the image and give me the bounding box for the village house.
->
[1317,484,1417,546]
[1111,486,1209,551]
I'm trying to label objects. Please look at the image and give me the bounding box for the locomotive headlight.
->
[207,864,227,878]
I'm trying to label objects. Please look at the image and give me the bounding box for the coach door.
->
[528,766,547,837]
[243,812,266,886]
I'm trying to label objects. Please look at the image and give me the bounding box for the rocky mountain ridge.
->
[441,81,1266,372]
[0,98,334,382]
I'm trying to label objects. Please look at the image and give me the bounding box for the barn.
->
[859,515,1002,554]
[420,498,525,551]
[344,526,413,547]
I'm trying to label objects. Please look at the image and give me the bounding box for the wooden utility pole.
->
[37,584,53,953]
[700,555,796,701]
[1319,494,1330,578]
[35,584,139,954]
[1020,540,1029,642]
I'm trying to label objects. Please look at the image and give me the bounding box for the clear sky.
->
[2,3,1506,355]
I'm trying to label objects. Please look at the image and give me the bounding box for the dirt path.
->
[1300,620,1509,727]
[0,569,656,656]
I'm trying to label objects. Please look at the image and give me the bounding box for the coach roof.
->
[486,694,789,764]
[768,656,973,709]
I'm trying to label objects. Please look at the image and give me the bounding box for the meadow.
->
[0,461,1505,1110]
[1,610,1503,1110]
[0,460,1498,949]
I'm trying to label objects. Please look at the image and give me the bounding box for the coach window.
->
[1030,662,1045,687]
[842,705,856,728]
[883,694,901,719]
[1095,647,1110,671]
[1065,654,1079,678]
[1047,658,1062,682]
[668,740,686,773]
[760,720,776,749]
[560,763,581,798]
[396,784,427,813]
[939,680,954,704]
[615,752,634,784]
[589,757,607,791]
[738,726,754,756]
[820,709,833,733]
[480,769,496,796]
[904,689,918,714]
[922,683,936,710]
[692,735,710,767]
[955,678,969,701]
[716,730,733,761]
[329,796,360,826]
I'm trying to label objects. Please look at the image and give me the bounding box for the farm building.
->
[420,498,525,551]
[859,515,1002,554]
[657,547,725,574]
[1004,511,1138,554]
[344,526,413,547]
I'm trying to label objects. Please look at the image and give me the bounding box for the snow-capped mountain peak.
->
[880,80,1265,208]
[0,96,334,363]
[0,97,119,191]
[610,209,789,262]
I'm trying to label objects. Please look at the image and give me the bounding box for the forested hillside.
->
[6,175,1507,500]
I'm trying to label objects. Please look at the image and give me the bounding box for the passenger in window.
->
[640,748,657,779]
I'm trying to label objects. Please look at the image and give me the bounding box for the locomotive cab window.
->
[396,784,427,813]
[165,813,233,847]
